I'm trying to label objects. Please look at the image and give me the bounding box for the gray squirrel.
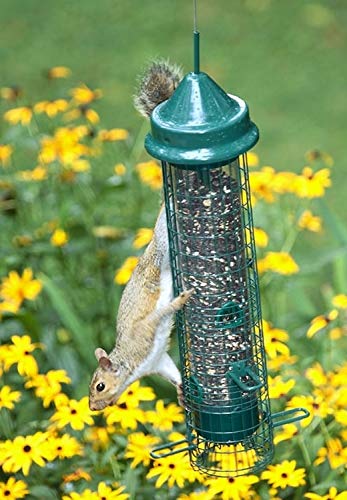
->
[89,62,192,411]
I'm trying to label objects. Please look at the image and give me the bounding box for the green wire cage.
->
[144,30,309,477]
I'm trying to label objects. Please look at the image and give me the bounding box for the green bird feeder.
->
[144,18,309,478]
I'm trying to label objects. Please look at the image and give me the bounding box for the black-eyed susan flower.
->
[64,106,100,125]
[298,210,323,232]
[0,477,29,500]
[258,251,299,275]
[47,66,71,79]
[305,486,347,500]
[204,474,259,500]
[147,452,195,489]
[50,228,69,247]
[39,126,90,166]
[98,128,129,141]
[0,268,42,308]
[17,166,48,182]
[262,320,290,359]
[104,398,146,431]
[62,489,98,500]
[261,459,306,489]
[253,227,269,248]
[286,394,332,427]
[217,443,256,471]
[145,400,184,431]
[0,144,13,167]
[125,432,161,468]
[43,433,82,461]
[305,149,334,167]
[307,309,338,338]
[96,482,129,500]
[177,493,213,500]
[84,425,116,451]
[34,99,69,118]
[267,352,298,371]
[314,437,347,469]
[273,423,299,445]
[0,432,49,476]
[114,256,139,285]
[50,396,94,431]
[119,381,155,406]
[25,369,71,407]
[70,84,102,105]
[4,106,33,126]
[133,227,153,249]
[136,160,163,190]
[294,167,331,198]
[268,375,295,399]
[271,171,297,194]
[249,166,276,203]
[0,385,21,410]
[4,335,41,377]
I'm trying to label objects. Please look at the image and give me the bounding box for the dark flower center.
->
[228,477,235,483]
[281,472,288,478]
[23,445,31,453]
[119,402,127,410]
[168,463,175,469]
[4,491,10,496]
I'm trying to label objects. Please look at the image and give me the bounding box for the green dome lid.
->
[145,71,259,166]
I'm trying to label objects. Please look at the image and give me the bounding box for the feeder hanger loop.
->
[193,0,200,74]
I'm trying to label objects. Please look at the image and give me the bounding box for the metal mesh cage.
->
[162,154,274,476]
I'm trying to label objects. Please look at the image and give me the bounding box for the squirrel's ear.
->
[95,348,108,361]
[99,356,112,370]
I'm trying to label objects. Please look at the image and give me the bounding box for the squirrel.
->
[89,61,192,411]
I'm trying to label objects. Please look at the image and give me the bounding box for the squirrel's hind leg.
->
[156,353,185,407]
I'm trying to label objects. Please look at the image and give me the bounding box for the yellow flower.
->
[314,438,347,469]
[0,268,42,308]
[0,477,29,500]
[98,128,129,141]
[145,400,184,431]
[84,425,116,451]
[271,171,297,194]
[147,452,196,489]
[133,228,153,249]
[43,433,82,461]
[17,166,48,181]
[136,160,163,190]
[307,309,338,338]
[178,493,213,500]
[4,106,33,126]
[205,474,259,500]
[34,99,69,117]
[335,409,347,426]
[0,432,48,476]
[0,385,21,409]
[1,86,22,101]
[114,163,127,176]
[64,106,100,124]
[92,226,124,239]
[114,256,139,285]
[125,432,161,468]
[50,228,69,247]
[63,468,92,483]
[298,210,322,232]
[70,84,102,105]
[217,443,256,471]
[4,335,41,377]
[267,353,298,371]
[70,159,91,172]
[286,395,331,427]
[39,126,90,166]
[254,227,269,248]
[97,482,129,500]
[305,149,334,167]
[305,363,328,387]
[332,294,347,309]
[258,251,299,275]
[62,490,98,500]
[261,459,306,489]
[50,396,94,431]
[25,369,71,407]
[262,320,290,359]
[0,144,13,166]
[294,167,331,198]
[245,151,259,167]
[273,423,299,445]
[305,487,347,500]
[268,375,295,399]
[47,66,71,79]
[329,326,344,340]
[249,166,276,203]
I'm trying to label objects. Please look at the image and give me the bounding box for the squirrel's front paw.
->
[178,288,194,303]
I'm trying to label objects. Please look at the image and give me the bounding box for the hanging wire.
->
[193,0,200,73]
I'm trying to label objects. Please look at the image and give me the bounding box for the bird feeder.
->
[144,27,309,477]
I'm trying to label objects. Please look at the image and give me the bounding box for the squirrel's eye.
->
[96,382,105,392]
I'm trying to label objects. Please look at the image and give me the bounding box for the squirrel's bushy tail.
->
[134,60,182,118]
[152,205,169,265]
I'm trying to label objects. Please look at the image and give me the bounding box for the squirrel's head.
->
[88,348,129,411]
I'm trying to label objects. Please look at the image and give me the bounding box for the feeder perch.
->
[144,28,309,477]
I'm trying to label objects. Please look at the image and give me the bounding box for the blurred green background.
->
[1,0,346,177]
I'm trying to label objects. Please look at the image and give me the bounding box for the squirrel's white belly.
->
[129,259,174,382]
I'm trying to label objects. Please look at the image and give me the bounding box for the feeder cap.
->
[145,71,259,166]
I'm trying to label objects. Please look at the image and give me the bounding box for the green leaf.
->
[39,273,96,367]
[109,454,122,481]
[30,485,59,500]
